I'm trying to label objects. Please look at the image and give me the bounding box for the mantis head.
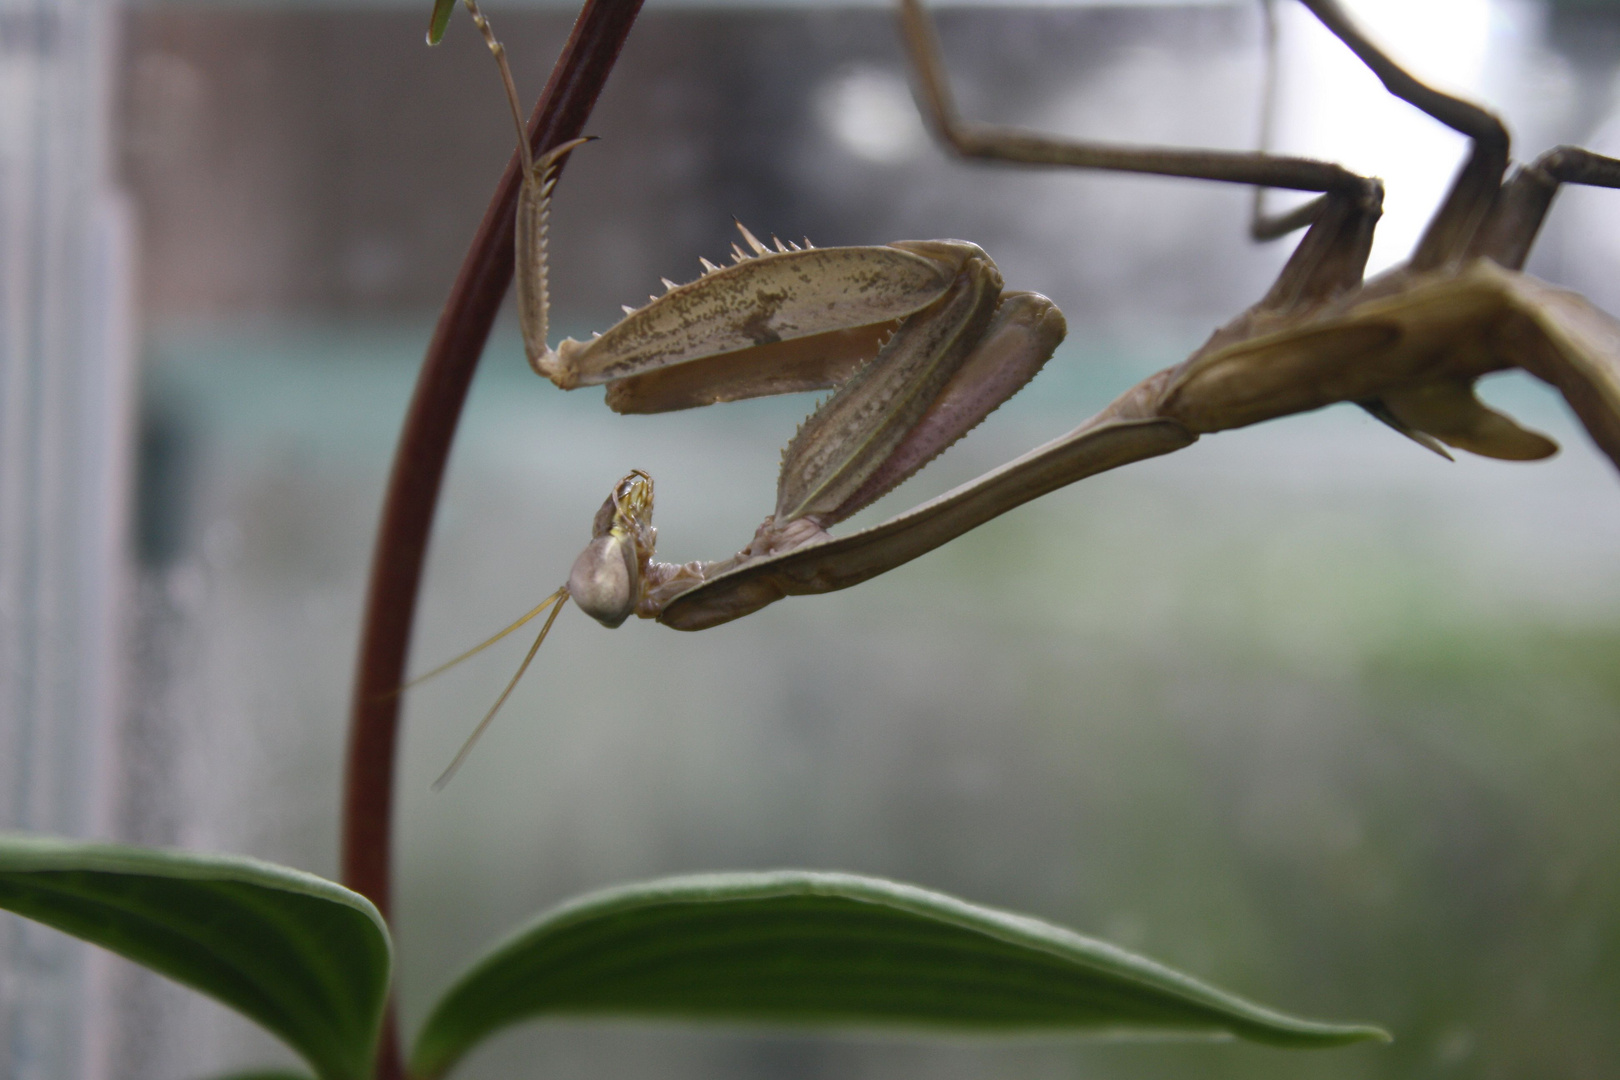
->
[568,470,657,628]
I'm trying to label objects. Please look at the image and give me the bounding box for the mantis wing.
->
[1160,261,1604,462]
[1159,266,1517,436]
[1492,269,1620,471]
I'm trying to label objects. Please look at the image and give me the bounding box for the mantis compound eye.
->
[568,533,638,628]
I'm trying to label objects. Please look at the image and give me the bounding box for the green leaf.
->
[427,0,457,45]
[410,871,1386,1078]
[0,834,391,1080]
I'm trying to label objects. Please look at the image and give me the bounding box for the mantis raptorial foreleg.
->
[460,0,592,375]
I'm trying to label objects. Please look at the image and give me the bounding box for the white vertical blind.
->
[0,0,134,1072]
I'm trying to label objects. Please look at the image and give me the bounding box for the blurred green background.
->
[110,1,1620,1077]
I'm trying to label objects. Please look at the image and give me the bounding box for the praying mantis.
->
[424,0,1620,784]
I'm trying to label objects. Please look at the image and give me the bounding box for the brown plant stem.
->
[342,1,643,1075]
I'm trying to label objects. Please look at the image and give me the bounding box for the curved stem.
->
[341,1,643,1075]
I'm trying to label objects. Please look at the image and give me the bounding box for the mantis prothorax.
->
[422,0,1620,784]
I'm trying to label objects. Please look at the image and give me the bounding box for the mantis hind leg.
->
[1248,0,1332,242]
[1249,0,1510,256]
[897,0,1376,198]
[1474,147,1620,270]
[1288,0,1510,269]
[899,0,1384,314]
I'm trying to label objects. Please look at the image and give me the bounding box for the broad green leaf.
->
[0,834,391,1080]
[411,871,1386,1078]
[427,0,457,45]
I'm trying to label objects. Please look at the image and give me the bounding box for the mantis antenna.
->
[384,586,568,787]
[396,589,567,694]
[430,586,571,791]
